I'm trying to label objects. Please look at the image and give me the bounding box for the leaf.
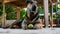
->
[20,8,26,19]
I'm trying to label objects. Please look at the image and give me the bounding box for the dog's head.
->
[26,0,37,12]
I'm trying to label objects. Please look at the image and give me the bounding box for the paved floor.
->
[0,28,60,34]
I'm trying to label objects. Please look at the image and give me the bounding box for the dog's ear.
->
[26,0,33,5]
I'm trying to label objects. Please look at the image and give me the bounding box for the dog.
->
[22,0,43,29]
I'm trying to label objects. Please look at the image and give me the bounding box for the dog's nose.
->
[30,11,34,14]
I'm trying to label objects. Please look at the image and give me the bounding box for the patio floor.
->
[0,28,60,34]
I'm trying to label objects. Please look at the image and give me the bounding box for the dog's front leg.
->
[22,19,27,30]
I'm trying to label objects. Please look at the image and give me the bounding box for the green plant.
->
[53,5,56,13]
[20,8,27,19]
[0,4,3,16]
[5,5,16,13]
[38,6,44,14]
[53,14,57,19]
[6,5,17,20]
[0,4,17,20]
[6,12,16,20]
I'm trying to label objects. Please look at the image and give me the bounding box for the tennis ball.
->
[28,24,33,28]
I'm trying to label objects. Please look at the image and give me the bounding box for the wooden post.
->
[17,7,20,19]
[49,3,52,28]
[50,0,54,28]
[2,0,6,27]
[50,3,53,28]
[44,0,49,28]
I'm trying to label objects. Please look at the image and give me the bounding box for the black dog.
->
[22,0,41,29]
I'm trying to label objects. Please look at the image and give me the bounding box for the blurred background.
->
[0,0,60,29]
